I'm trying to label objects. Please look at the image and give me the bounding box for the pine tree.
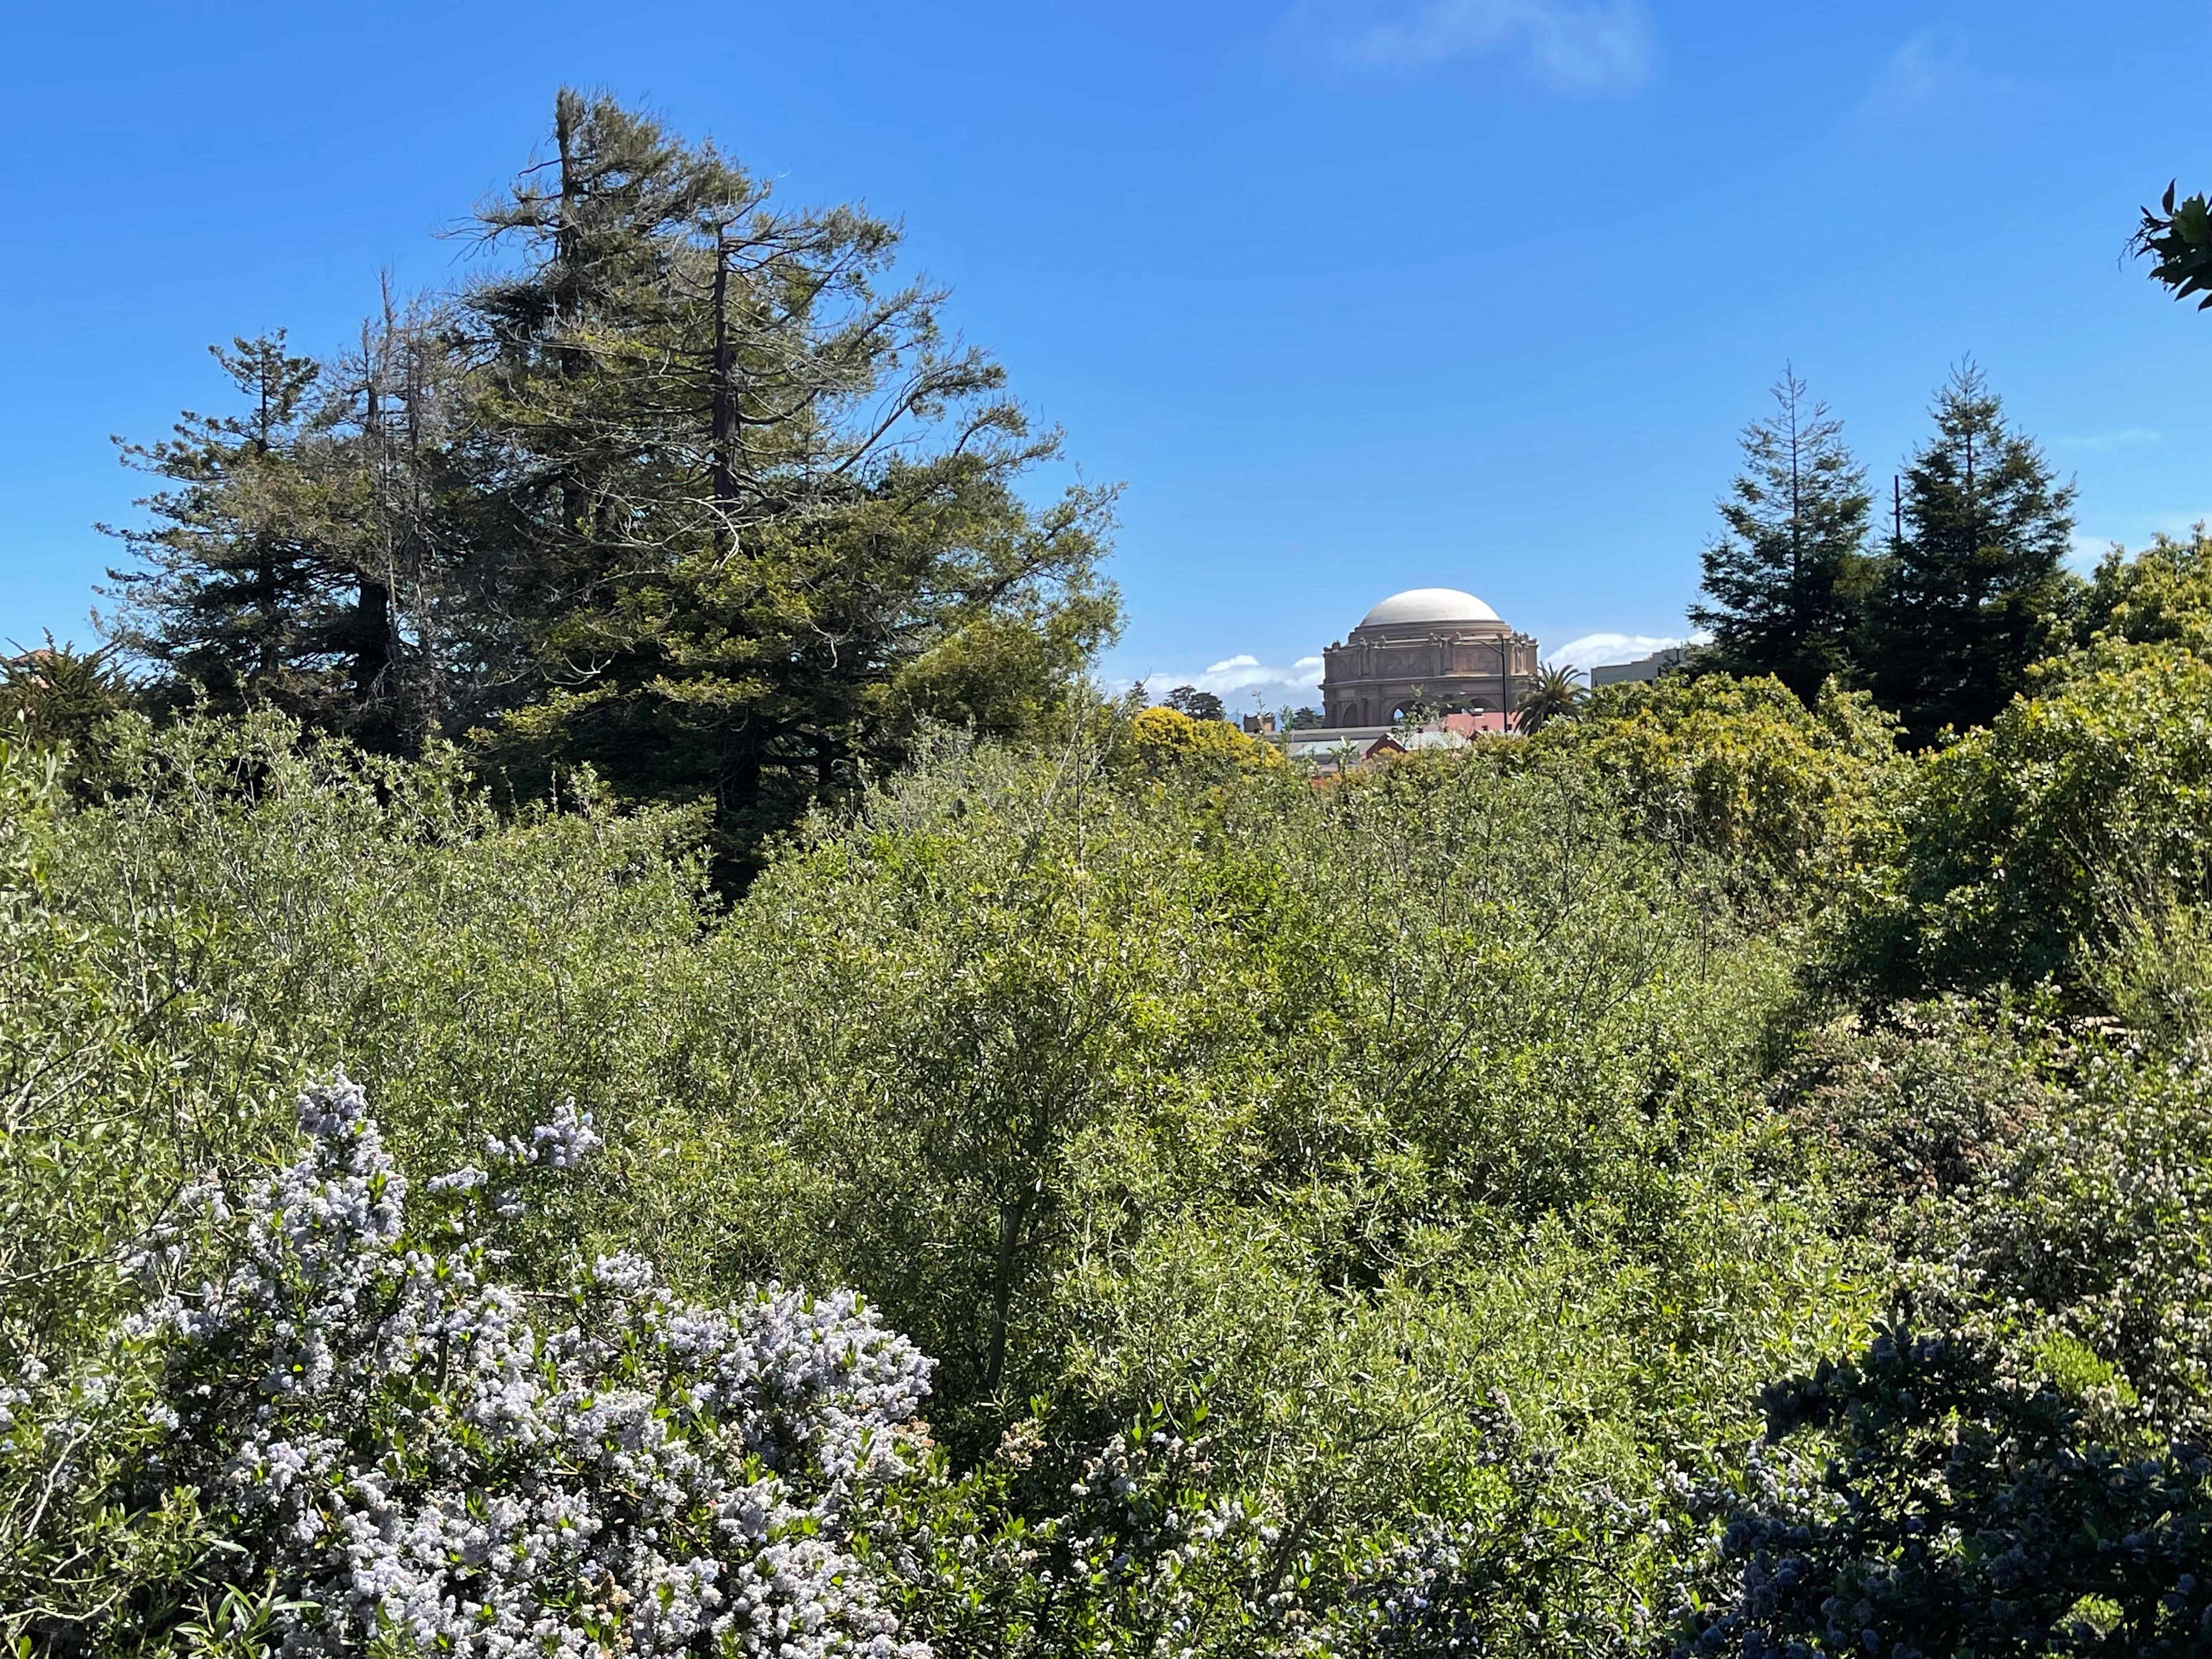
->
[458,91,1116,875]
[1688,368,1873,702]
[101,317,472,747]
[100,335,357,719]
[1862,362,2079,743]
[1162,685,1226,721]
[97,92,1118,873]
[325,289,475,749]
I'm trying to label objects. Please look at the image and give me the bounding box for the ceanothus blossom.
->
[143,1075,934,1659]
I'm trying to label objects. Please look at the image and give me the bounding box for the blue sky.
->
[4,1,2210,706]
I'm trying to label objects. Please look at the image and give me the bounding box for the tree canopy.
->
[1690,368,1873,702]
[2134,180,2212,309]
[1861,362,2079,743]
[100,90,1118,875]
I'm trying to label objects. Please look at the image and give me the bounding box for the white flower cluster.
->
[479,1096,603,1171]
[1044,1419,1312,1649]
[0,1358,36,1430]
[145,1076,934,1659]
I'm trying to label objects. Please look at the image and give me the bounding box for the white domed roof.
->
[1358,587,1500,627]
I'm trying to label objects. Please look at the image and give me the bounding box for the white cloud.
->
[1544,631,1684,675]
[1138,654,1326,710]
[2055,429,2162,452]
[1286,0,1653,90]
[1854,28,2016,123]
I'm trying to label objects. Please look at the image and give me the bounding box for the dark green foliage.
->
[1773,999,2212,1426]
[1861,363,2080,744]
[1770,997,2061,1245]
[1689,1328,2212,1659]
[457,90,1117,876]
[100,92,1118,877]
[99,312,468,753]
[1162,684,1227,721]
[100,336,361,722]
[1692,986,2212,1656]
[1937,1038,2212,1437]
[1690,369,1875,702]
[0,637,131,770]
[2134,181,2212,309]
[1670,547,2212,1653]
[329,295,482,751]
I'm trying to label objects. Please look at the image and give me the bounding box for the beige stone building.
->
[1320,589,1536,729]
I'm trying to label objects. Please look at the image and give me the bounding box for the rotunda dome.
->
[1357,587,1500,628]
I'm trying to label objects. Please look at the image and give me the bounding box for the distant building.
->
[1320,589,1536,728]
[1590,646,1685,688]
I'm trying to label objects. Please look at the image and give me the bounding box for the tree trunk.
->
[352,579,393,704]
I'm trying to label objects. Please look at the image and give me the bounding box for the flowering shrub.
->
[1124,706,1286,778]
[5,1059,1686,1659]
[137,1076,937,1658]
[895,1395,1313,1658]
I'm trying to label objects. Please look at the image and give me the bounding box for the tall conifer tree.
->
[1862,362,2078,743]
[1690,368,1873,702]
[100,335,357,720]
[99,92,1118,874]
[326,291,474,749]
[457,90,1115,873]
[103,320,467,747]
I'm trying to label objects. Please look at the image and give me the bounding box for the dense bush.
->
[122,1080,934,1659]
[1124,703,1285,777]
[0,702,1876,1654]
[1689,1328,2212,1659]
[2081,529,2212,654]
[1768,996,2064,1244]
[11,645,2212,1655]
[1856,642,2212,995]
[1705,997,2212,1654]
[1537,673,1903,914]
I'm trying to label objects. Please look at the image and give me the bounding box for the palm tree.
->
[1514,663,1587,733]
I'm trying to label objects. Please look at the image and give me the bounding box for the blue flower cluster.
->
[140,1077,936,1659]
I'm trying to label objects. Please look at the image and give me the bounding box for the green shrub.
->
[1856,642,2212,996]
[1536,673,1904,916]
[665,720,1865,1624]
[1767,995,2064,1247]
[0,696,1889,1656]
[2081,527,2212,653]
[1690,1327,2212,1659]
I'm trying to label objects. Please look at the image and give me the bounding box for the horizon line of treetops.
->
[1033,354,2109,749]
[10,89,2212,868]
